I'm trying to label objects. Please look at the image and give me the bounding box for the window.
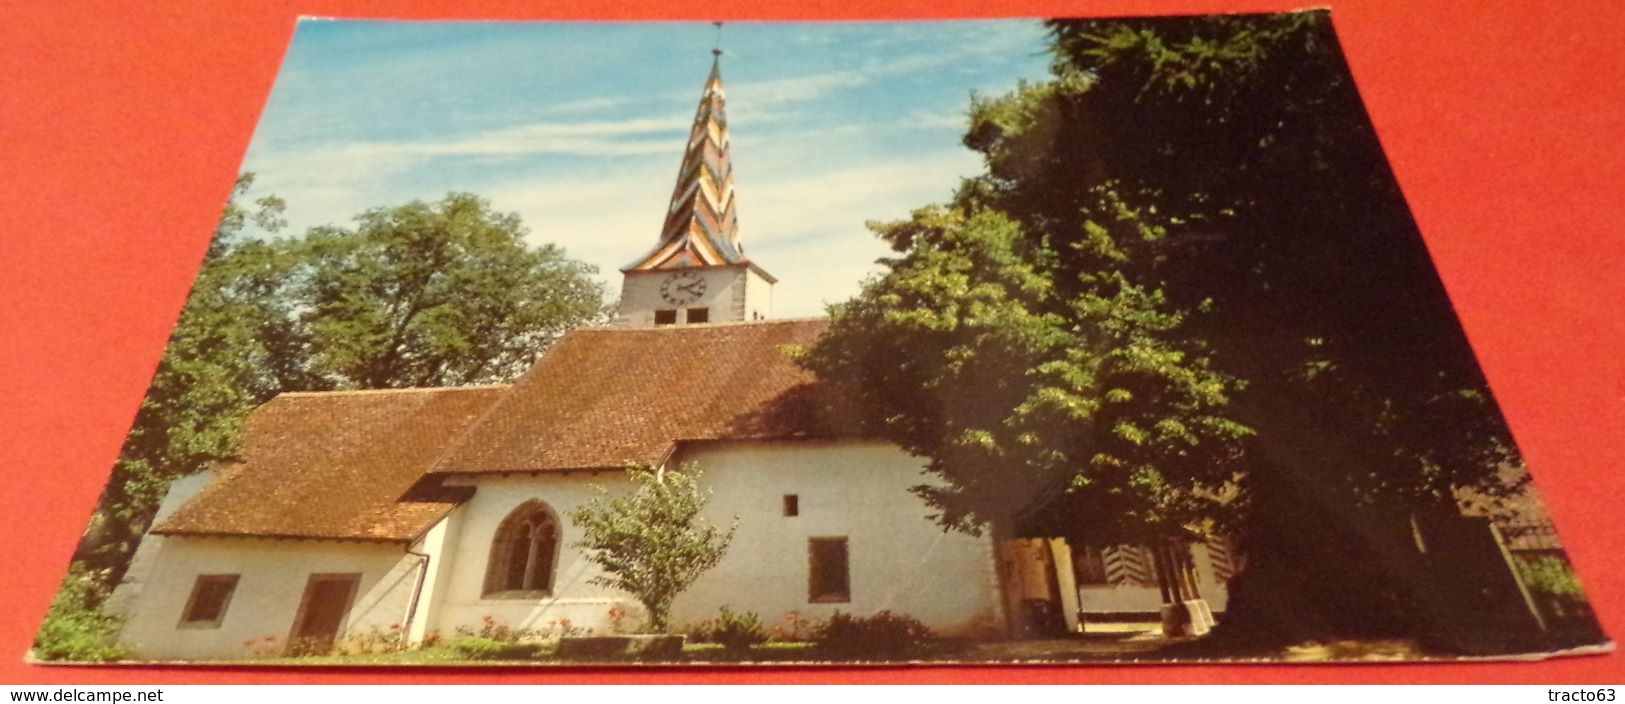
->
[783,494,799,517]
[654,309,677,326]
[484,501,560,597]
[808,538,850,603]
[685,307,710,324]
[179,574,239,628]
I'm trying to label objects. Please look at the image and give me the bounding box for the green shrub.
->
[705,606,768,652]
[815,610,933,658]
[770,611,820,642]
[447,636,545,661]
[33,564,128,663]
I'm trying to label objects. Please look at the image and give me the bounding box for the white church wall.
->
[117,537,418,661]
[432,472,642,637]
[670,440,1005,637]
[105,468,218,619]
[739,266,773,322]
[405,510,462,645]
[430,440,1005,639]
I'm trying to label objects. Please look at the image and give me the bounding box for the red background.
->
[3,0,1622,684]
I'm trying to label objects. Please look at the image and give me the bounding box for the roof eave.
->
[149,529,416,545]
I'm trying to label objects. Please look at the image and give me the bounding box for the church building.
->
[105,54,1232,660]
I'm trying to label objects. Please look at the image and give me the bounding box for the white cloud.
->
[483,161,676,268]
[532,95,639,116]
[904,110,970,131]
[294,116,690,164]
[473,142,982,318]
[239,115,692,230]
[733,71,870,108]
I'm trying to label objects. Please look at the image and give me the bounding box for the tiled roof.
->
[153,386,508,542]
[154,320,851,540]
[431,318,853,475]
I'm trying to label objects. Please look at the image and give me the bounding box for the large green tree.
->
[74,187,608,588]
[803,11,1521,642]
[801,205,1252,545]
[295,194,607,388]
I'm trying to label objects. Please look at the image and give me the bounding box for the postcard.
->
[31,12,1609,665]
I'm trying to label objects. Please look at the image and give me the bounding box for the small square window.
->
[654,309,677,326]
[783,494,799,517]
[179,574,240,628]
[686,308,710,324]
[808,538,850,603]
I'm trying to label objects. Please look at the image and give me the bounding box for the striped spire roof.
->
[624,52,747,271]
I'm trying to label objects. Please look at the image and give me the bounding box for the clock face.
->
[659,271,707,305]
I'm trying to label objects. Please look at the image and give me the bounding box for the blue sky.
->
[240,20,1053,317]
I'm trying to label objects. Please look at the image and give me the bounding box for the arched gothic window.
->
[483,501,560,597]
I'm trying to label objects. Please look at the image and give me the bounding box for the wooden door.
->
[287,574,360,655]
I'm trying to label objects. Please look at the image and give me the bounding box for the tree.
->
[568,465,737,633]
[293,193,608,388]
[801,206,1252,545]
[802,11,1523,642]
[970,14,1514,512]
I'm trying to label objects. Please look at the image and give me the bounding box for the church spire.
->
[614,38,776,328]
[623,42,745,272]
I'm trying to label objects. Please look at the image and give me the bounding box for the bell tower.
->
[616,48,776,327]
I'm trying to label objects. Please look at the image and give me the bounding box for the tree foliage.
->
[295,194,607,388]
[33,564,129,662]
[802,206,1251,543]
[568,465,737,633]
[802,11,1523,639]
[971,13,1517,510]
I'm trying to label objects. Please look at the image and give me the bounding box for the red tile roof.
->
[153,385,508,542]
[431,318,850,475]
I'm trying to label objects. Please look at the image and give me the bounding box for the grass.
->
[233,634,1432,666]
[246,639,1007,666]
[247,640,826,666]
[250,645,496,666]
